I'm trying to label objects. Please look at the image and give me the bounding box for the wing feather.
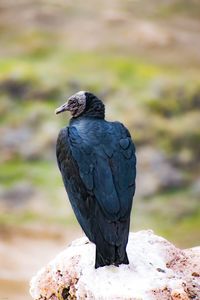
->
[68,120,136,219]
[56,128,94,241]
[56,120,136,247]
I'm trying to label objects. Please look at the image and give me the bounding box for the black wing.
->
[56,120,136,267]
[56,128,95,242]
[67,120,136,219]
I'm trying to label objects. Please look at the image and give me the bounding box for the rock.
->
[0,181,35,210]
[29,230,200,300]
[0,79,31,99]
[136,147,184,197]
[103,11,129,24]
[0,120,59,161]
[132,21,173,48]
[191,177,200,198]
[171,289,189,300]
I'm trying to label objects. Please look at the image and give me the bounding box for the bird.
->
[55,91,136,268]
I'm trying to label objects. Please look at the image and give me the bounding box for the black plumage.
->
[55,91,136,268]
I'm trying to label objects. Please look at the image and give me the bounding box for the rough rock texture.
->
[30,230,200,300]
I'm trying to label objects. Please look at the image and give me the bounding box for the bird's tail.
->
[92,209,130,268]
[95,241,129,268]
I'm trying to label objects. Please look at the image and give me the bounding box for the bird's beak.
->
[55,102,69,115]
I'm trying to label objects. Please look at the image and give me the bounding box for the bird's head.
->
[55,91,105,119]
[55,91,86,117]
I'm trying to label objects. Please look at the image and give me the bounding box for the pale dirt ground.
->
[0,225,82,300]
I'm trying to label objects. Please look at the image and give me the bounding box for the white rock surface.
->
[30,230,200,300]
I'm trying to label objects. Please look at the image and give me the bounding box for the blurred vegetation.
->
[0,0,200,251]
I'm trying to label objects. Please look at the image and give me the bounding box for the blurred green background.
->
[0,0,200,299]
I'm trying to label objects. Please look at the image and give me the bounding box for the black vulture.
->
[55,91,136,268]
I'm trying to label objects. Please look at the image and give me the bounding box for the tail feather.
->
[95,244,129,268]
[92,206,130,268]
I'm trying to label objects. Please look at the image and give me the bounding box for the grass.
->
[157,0,200,19]
[0,159,62,188]
[132,187,200,247]
[0,50,170,94]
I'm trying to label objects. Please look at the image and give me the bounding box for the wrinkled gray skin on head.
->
[55,91,86,117]
[68,91,86,117]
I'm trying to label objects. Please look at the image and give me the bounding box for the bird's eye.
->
[69,99,75,105]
